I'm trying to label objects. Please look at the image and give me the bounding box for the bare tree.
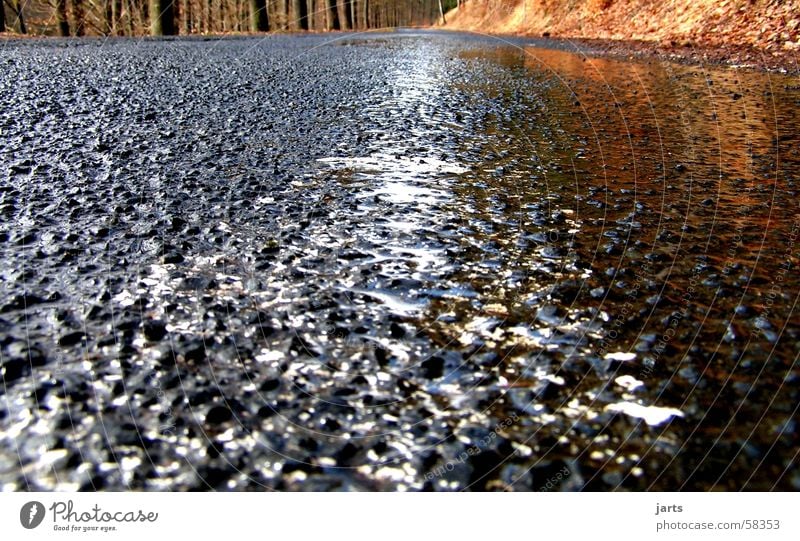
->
[70,0,86,35]
[5,0,27,33]
[359,0,367,30]
[151,0,175,34]
[250,0,266,31]
[54,0,70,35]
[0,0,6,32]
[339,0,350,30]
[325,0,338,30]
[277,0,288,29]
[171,0,179,33]
[291,0,306,30]
[180,0,191,33]
[16,0,26,33]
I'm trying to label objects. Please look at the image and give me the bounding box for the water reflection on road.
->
[322,39,800,490]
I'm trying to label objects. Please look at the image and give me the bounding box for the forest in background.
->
[2,0,797,58]
[0,0,458,35]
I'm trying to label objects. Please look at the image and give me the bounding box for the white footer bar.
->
[2,492,797,540]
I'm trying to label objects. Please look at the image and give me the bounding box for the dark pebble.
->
[260,379,280,392]
[257,405,276,418]
[1,293,46,312]
[182,343,207,362]
[389,322,406,338]
[143,321,168,341]
[420,357,445,379]
[58,331,87,347]
[162,252,184,264]
[2,358,32,382]
[205,406,233,424]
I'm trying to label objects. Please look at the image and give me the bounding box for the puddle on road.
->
[317,42,800,489]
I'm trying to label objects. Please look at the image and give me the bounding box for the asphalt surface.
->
[1,31,799,491]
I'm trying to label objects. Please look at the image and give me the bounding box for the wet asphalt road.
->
[1,31,799,491]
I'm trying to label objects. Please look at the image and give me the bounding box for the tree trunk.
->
[0,0,6,33]
[124,0,134,33]
[216,0,225,31]
[339,0,351,30]
[438,0,445,24]
[349,0,355,28]
[172,0,180,34]
[250,0,266,31]
[142,0,150,32]
[306,0,313,29]
[202,0,210,32]
[212,0,220,31]
[278,0,288,29]
[7,0,26,33]
[70,0,84,35]
[55,0,70,35]
[104,0,113,34]
[291,0,306,30]
[115,0,123,33]
[181,0,191,33]
[325,0,338,30]
[16,1,25,33]
[151,0,175,34]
